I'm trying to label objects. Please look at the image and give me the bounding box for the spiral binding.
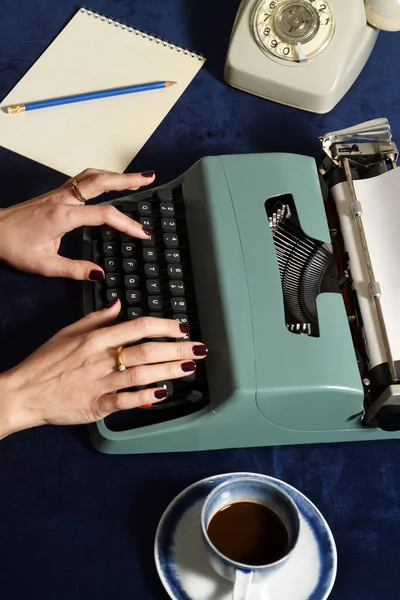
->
[80,7,205,61]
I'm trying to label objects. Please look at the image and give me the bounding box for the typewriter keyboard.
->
[87,185,209,429]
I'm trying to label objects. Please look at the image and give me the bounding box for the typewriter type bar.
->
[319,118,400,428]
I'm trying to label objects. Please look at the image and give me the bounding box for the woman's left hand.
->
[0,167,156,280]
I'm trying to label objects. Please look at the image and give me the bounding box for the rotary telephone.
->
[225,0,400,113]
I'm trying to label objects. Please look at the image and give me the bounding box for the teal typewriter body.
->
[82,119,400,454]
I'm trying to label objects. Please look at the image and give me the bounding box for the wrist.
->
[0,369,39,439]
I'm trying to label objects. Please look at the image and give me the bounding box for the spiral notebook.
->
[0,8,205,176]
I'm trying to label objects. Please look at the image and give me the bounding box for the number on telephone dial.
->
[224,0,400,113]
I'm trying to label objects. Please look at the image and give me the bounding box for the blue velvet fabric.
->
[1,1,400,599]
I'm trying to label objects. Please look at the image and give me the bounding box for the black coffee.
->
[207,501,289,565]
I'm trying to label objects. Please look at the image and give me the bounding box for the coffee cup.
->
[200,475,300,600]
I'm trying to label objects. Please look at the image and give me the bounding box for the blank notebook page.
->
[0,7,205,176]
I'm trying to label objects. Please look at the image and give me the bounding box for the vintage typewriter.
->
[81,117,400,454]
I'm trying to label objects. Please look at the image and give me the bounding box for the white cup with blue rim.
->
[200,476,300,600]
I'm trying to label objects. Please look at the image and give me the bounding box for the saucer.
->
[154,472,337,600]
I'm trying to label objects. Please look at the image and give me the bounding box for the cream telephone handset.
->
[224,0,400,113]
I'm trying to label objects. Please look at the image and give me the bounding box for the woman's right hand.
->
[0,300,208,439]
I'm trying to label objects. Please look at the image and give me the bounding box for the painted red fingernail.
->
[179,323,190,334]
[154,388,168,400]
[181,361,196,373]
[193,344,208,357]
[142,226,153,236]
[141,170,155,177]
[139,404,153,409]
[89,270,104,281]
[106,298,119,309]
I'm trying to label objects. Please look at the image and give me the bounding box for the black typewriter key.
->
[121,242,136,257]
[144,263,159,277]
[138,201,152,215]
[142,234,155,247]
[125,274,140,288]
[149,312,165,318]
[127,307,143,320]
[161,218,176,232]
[165,249,180,263]
[169,280,185,294]
[126,290,142,304]
[107,289,122,302]
[160,202,175,216]
[120,201,137,213]
[103,242,117,256]
[143,248,157,261]
[146,279,161,294]
[187,390,203,403]
[104,257,119,271]
[164,233,179,247]
[157,188,173,202]
[123,258,138,272]
[106,273,122,287]
[139,217,154,229]
[173,313,189,325]
[148,296,163,310]
[120,233,134,242]
[171,297,187,312]
[168,264,183,278]
[101,226,116,241]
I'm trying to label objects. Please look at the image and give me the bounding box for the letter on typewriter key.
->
[165,250,180,263]
[143,249,157,261]
[101,226,116,241]
[106,273,122,287]
[161,218,176,232]
[127,307,143,320]
[169,280,185,294]
[121,242,136,257]
[103,242,117,256]
[173,313,189,325]
[138,201,152,215]
[171,297,186,311]
[139,217,154,229]
[104,258,120,271]
[126,290,141,304]
[168,264,183,278]
[123,258,138,273]
[142,234,155,247]
[163,234,179,247]
[107,289,122,302]
[148,296,163,310]
[160,202,175,216]
[146,279,162,293]
[124,274,140,288]
[144,263,159,277]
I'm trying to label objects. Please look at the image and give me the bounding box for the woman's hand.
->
[0,168,156,280]
[0,301,208,439]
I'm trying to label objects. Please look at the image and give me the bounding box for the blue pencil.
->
[6,80,176,114]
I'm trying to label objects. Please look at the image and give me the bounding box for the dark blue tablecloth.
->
[1,2,400,599]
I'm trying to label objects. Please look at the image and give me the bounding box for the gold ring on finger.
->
[117,346,127,372]
[71,179,87,203]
